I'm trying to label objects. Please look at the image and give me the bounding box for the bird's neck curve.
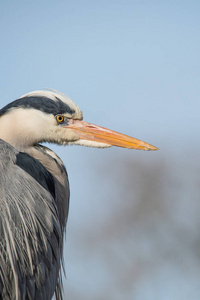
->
[25,144,67,187]
[0,108,54,151]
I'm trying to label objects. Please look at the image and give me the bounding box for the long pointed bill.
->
[66,120,158,151]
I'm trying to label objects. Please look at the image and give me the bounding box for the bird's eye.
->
[56,115,64,123]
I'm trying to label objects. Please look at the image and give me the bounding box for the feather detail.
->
[0,140,69,300]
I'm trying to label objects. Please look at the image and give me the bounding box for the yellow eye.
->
[56,115,64,123]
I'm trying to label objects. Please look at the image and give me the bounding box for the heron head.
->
[0,90,158,151]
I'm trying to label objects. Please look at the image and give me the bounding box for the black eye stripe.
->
[0,96,75,116]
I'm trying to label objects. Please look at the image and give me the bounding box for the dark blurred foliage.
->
[64,152,200,300]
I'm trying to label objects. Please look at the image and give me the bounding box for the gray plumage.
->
[0,140,69,300]
[0,89,157,300]
[0,90,75,300]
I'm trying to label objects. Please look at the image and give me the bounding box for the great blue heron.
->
[0,90,158,300]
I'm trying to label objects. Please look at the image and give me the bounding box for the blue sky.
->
[0,0,199,148]
[0,1,200,299]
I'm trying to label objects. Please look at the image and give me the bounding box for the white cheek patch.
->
[0,108,55,149]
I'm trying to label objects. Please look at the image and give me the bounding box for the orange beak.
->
[67,120,158,151]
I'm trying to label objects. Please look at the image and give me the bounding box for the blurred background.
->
[0,1,200,299]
